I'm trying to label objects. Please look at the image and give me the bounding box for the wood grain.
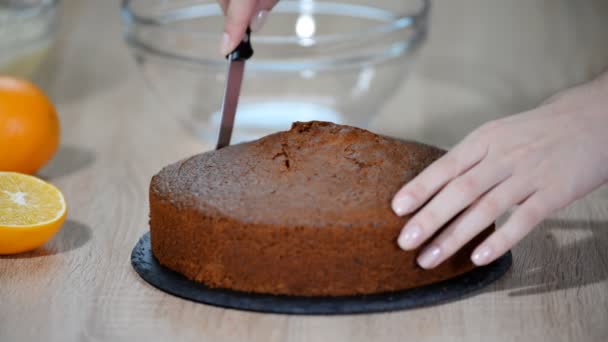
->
[1,0,607,341]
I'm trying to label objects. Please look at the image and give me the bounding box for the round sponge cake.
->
[149,121,491,296]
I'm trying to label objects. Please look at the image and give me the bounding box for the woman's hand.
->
[392,72,608,269]
[218,0,279,55]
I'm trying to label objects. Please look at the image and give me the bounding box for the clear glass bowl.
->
[122,0,429,144]
[0,0,58,78]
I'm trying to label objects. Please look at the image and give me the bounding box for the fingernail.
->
[250,10,269,32]
[220,32,232,55]
[417,244,441,269]
[397,224,422,250]
[392,194,415,216]
[472,245,493,266]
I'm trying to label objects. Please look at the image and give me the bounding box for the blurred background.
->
[3,0,608,149]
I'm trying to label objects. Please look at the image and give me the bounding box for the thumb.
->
[221,0,259,55]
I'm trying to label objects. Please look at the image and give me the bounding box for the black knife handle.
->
[227,27,254,61]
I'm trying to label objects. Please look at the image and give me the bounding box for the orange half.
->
[0,172,67,254]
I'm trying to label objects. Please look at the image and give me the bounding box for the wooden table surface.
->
[1,1,608,341]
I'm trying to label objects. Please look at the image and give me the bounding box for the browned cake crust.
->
[150,121,491,296]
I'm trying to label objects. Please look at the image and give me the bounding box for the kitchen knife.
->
[215,28,254,149]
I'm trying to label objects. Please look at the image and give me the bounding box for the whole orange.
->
[0,76,60,174]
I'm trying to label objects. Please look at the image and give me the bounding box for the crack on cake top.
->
[151,121,445,227]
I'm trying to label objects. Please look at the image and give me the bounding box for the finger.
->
[218,0,229,14]
[471,189,555,266]
[415,176,534,269]
[221,0,260,55]
[397,158,509,251]
[392,137,488,217]
[258,0,279,9]
[250,0,279,32]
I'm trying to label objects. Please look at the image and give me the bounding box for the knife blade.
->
[216,28,254,150]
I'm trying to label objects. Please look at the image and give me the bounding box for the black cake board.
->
[132,232,511,315]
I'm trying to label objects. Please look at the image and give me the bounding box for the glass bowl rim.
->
[121,0,430,44]
[1,0,58,22]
